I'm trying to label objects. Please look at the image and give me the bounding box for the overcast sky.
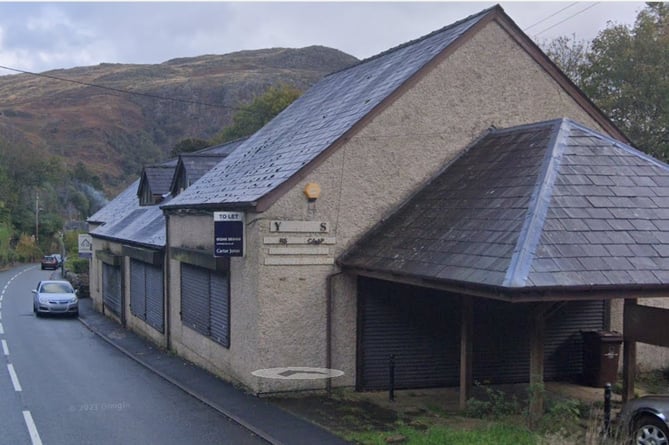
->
[0,2,646,76]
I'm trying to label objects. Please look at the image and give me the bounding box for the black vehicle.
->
[40,255,59,270]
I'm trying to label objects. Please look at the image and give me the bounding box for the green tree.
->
[170,138,210,157]
[579,2,669,160]
[213,84,301,144]
[542,34,589,85]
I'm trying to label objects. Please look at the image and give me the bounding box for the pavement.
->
[77,297,350,445]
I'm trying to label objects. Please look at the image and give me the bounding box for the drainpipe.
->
[165,213,171,351]
[326,271,343,395]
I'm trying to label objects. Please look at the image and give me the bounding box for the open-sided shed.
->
[340,118,669,413]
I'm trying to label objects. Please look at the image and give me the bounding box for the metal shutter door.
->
[209,271,229,348]
[358,278,460,391]
[473,300,530,383]
[145,264,164,333]
[103,263,122,317]
[544,300,606,380]
[130,259,146,319]
[181,263,210,336]
[473,300,606,384]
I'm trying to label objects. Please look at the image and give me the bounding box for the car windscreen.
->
[41,283,74,293]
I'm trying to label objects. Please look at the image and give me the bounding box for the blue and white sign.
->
[78,234,93,259]
[214,212,245,257]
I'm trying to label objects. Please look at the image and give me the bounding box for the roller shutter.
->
[544,300,606,380]
[145,264,164,333]
[102,263,122,318]
[181,264,210,336]
[473,300,606,383]
[130,260,146,319]
[210,273,230,348]
[129,259,164,333]
[357,277,460,391]
[181,263,230,348]
[358,278,606,390]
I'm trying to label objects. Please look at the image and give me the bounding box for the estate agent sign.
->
[214,211,245,257]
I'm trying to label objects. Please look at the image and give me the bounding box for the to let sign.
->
[214,212,245,257]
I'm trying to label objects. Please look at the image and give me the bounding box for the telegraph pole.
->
[35,192,39,242]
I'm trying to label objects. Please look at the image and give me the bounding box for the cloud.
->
[0,2,646,75]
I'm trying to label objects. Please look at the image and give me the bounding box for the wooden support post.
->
[622,299,638,403]
[459,296,473,410]
[529,304,547,428]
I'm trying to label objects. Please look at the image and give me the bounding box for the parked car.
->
[32,280,78,317]
[51,254,63,266]
[618,395,669,445]
[40,255,59,270]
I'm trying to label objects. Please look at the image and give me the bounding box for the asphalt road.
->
[0,264,266,445]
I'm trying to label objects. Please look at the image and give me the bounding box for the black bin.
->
[581,330,623,387]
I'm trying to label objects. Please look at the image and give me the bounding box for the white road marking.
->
[22,411,43,445]
[8,364,22,391]
[1,339,8,356]
[0,322,4,334]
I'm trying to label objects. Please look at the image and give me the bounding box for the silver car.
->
[618,395,669,445]
[32,280,79,317]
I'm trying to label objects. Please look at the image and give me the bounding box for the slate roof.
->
[162,6,496,209]
[91,199,167,248]
[170,138,248,195]
[88,178,167,248]
[140,165,175,198]
[339,118,669,294]
[88,136,248,247]
[88,179,140,225]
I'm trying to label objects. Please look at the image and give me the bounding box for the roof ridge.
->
[503,118,568,288]
[566,119,669,171]
[324,4,501,78]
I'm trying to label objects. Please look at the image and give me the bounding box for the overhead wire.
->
[0,63,242,111]
[0,3,602,110]
[523,2,579,31]
[532,3,601,37]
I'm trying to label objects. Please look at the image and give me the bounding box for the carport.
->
[339,118,669,419]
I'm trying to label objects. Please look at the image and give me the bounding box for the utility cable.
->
[523,3,579,31]
[533,3,600,37]
[0,63,241,111]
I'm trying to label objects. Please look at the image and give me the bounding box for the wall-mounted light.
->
[304,182,321,202]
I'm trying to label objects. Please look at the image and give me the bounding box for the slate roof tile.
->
[163,6,496,209]
[340,118,669,292]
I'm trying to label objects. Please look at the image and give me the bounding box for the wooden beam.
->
[529,304,548,428]
[622,299,638,403]
[459,296,473,410]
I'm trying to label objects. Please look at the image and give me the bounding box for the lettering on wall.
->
[264,221,335,265]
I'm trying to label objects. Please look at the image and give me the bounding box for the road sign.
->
[78,234,93,259]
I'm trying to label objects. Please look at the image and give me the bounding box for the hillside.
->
[0,46,358,195]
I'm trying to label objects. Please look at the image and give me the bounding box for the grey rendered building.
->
[89,5,669,398]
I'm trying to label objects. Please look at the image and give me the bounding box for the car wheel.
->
[633,415,669,445]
